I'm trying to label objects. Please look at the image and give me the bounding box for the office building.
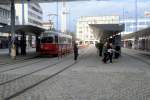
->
[15,2,43,27]
[76,16,120,44]
[120,17,150,35]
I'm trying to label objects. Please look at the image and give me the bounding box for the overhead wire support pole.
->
[56,0,59,31]
[22,0,25,25]
[135,0,138,49]
[135,0,138,32]
[122,8,125,36]
[10,0,16,59]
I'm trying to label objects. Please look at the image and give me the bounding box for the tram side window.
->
[68,38,72,44]
[55,36,58,43]
[41,37,53,43]
[59,37,66,44]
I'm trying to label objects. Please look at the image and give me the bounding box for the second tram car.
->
[40,31,72,56]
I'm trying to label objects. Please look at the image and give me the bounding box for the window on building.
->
[139,22,145,25]
[28,18,42,26]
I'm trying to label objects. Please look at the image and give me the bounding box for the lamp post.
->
[135,0,138,32]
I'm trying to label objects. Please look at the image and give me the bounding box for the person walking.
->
[73,43,78,61]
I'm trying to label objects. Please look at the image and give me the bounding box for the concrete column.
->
[29,35,32,48]
[15,36,19,55]
[10,0,16,59]
[148,36,150,50]
[36,34,40,52]
[20,32,26,55]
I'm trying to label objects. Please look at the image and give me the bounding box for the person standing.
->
[107,43,113,63]
[73,43,78,61]
[98,42,104,56]
[102,42,108,63]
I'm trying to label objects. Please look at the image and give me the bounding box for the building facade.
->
[15,2,43,27]
[120,17,150,35]
[0,5,11,48]
[76,16,120,44]
[121,17,150,51]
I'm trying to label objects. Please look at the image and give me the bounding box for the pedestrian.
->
[102,42,108,63]
[114,45,120,59]
[73,43,78,61]
[99,42,104,56]
[107,43,113,63]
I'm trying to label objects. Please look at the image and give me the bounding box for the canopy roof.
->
[0,25,45,35]
[89,24,124,40]
[122,27,150,40]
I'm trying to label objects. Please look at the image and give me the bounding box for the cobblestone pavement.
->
[0,48,86,100]
[0,48,37,65]
[2,46,150,100]
[122,48,150,64]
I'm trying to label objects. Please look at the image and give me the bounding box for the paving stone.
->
[6,46,148,100]
[1,46,150,100]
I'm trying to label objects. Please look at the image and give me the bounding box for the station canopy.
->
[89,24,124,40]
[122,27,150,40]
[0,0,90,4]
[0,25,45,35]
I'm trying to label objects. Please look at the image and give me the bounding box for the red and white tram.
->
[40,31,72,56]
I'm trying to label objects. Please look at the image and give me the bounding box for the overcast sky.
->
[40,0,150,32]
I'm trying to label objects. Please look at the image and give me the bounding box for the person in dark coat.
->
[107,43,113,63]
[73,43,78,61]
[98,42,104,56]
[102,42,108,63]
[114,45,120,59]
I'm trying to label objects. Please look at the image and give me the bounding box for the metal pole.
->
[57,0,59,31]
[122,8,125,36]
[135,0,138,49]
[22,0,25,25]
[10,0,16,59]
[135,0,138,32]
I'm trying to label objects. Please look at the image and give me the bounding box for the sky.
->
[40,0,150,32]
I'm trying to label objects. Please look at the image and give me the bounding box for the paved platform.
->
[10,45,150,100]
[122,48,150,64]
[0,48,37,65]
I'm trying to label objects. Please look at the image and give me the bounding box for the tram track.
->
[0,58,70,99]
[0,58,51,73]
[0,55,71,86]
[1,47,89,100]
[0,55,40,67]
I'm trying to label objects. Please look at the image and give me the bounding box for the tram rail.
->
[0,47,88,100]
